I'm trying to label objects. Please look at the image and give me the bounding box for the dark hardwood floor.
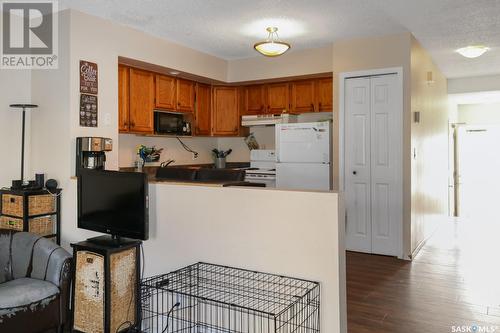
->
[347,219,500,332]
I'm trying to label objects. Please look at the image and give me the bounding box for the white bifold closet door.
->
[344,74,402,257]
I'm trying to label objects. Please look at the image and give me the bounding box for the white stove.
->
[245,150,276,187]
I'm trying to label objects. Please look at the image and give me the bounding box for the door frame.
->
[339,67,404,259]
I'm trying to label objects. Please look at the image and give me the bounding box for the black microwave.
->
[154,111,191,135]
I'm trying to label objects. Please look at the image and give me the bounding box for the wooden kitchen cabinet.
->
[118,65,130,133]
[212,87,239,136]
[244,84,267,115]
[267,83,289,114]
[291,79,316,113]
[316,77,333,112]
[195,83,211,135]
[155,74,176,110]
[176,79,195,112]
[129,68,155,133]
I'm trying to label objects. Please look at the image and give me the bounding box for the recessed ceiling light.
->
[254,27,291,57]
[169,71,180,75]
[456,45,490,58]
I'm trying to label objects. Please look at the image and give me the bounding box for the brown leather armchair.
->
[0,230,72,333]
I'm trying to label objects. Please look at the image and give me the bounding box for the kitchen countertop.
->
[120,162,250,179]
[120,162,262,187]
[148,179,256,187]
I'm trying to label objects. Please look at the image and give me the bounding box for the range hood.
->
[241,114,298,127]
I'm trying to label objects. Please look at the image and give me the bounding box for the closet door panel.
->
[345,77,372,253]
[370,74,402,257]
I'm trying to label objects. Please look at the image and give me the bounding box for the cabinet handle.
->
[311,103,315,112]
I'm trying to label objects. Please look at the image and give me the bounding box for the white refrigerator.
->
[275,121,332,191]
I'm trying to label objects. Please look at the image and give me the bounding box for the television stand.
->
[86,234,139,247]
[71,239,141,333]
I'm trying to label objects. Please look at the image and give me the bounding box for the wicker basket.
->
[0,216,23,231]
[28,215,55,236]
[28,194,56,216]
[2,195,23,217]
[1,194,55,217]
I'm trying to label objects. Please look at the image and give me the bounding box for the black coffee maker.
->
[76,137,113,176]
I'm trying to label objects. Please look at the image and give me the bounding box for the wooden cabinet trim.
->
[118,65,130,133]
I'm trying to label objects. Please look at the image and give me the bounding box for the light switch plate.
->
[104,113,111,125]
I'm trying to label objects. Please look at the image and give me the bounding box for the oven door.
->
[154,111,183,135]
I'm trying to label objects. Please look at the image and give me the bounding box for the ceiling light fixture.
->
[254,27,290,57]
[456,45,490,58]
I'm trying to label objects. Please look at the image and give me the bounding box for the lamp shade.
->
[254,27,291,57]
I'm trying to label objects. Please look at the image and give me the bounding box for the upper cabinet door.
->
[212,87,239,136]
[118,65,130,133]
[267,83,289,114]
[129,68,154,133]
[177,79,195,112]
[195,83,212,136]
[155,75,176,110]
[317,77,333,112]
[244,85,266,115]
[291,80,316,113]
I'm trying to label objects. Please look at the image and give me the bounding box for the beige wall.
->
[227,45,333,82]
[0,70,31,187]
[332,32,412,193]
[332,33,449,258]
[332,33,413,257]
[457,103,500,125]
[448,74,500,94]
[409,37,449,255]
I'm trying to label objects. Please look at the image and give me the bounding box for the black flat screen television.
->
[78,169,149,242]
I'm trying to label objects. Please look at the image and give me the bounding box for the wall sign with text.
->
[80,94,98,127]
[80,60,98,94]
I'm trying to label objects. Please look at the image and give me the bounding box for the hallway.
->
[347,219,500,332]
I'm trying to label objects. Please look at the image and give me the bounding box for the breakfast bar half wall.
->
[61,180,346,333]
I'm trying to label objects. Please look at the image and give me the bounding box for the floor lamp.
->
[10,104,38,186]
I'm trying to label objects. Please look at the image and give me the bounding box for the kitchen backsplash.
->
[119,134,219,167]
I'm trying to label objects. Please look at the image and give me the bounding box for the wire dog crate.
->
[140,262,320,333]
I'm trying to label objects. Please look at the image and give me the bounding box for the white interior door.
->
[369,75,402,256]
[457,125,500,219]
[344,74,401,256]
[345,77,372,253]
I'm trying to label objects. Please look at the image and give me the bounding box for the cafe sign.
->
[79,60,98,94]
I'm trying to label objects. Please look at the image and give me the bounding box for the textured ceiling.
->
[60,0,500,78]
